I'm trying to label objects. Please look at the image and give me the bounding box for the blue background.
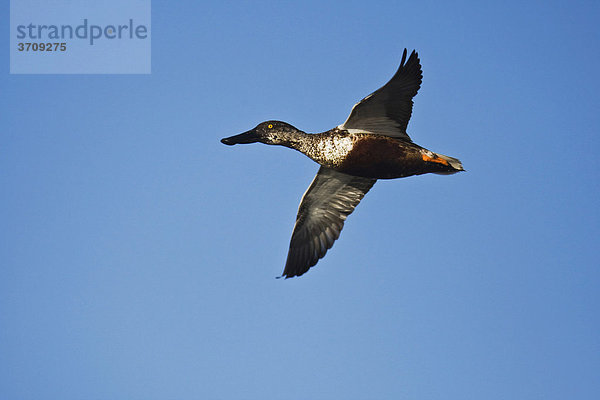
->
[2,1,599,399]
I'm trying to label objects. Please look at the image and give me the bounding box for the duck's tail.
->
[434,153,464,175]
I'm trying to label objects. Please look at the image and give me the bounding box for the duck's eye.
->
[268,124,273,129]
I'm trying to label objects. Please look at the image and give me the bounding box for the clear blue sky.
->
[2,1,599,399]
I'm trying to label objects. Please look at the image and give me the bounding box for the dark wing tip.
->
[400,49,419,67]
[281,245,319,279]
[400,48,408,67]
[403,50,420,69]
[392,49,422,87]
[408,50,420,67]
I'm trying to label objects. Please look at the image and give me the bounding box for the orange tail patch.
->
[422,153,449,166]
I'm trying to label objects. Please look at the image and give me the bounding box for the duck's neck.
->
[275,130,315,154]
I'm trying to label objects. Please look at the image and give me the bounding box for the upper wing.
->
[281,167,376,278]
[339,49,422,140]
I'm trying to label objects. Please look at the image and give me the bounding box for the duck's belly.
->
[334,136,442,179]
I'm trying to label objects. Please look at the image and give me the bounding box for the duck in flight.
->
[221,49,464,278]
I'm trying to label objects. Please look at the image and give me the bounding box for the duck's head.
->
[221,121,300,146]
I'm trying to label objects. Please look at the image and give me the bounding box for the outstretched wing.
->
[339,49,422,140]
[282,167,376,278]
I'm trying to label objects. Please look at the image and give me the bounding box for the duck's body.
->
[269,128,460,179]
[221,49,464,278]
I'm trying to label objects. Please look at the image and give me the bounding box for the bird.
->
[221,49,464,278]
